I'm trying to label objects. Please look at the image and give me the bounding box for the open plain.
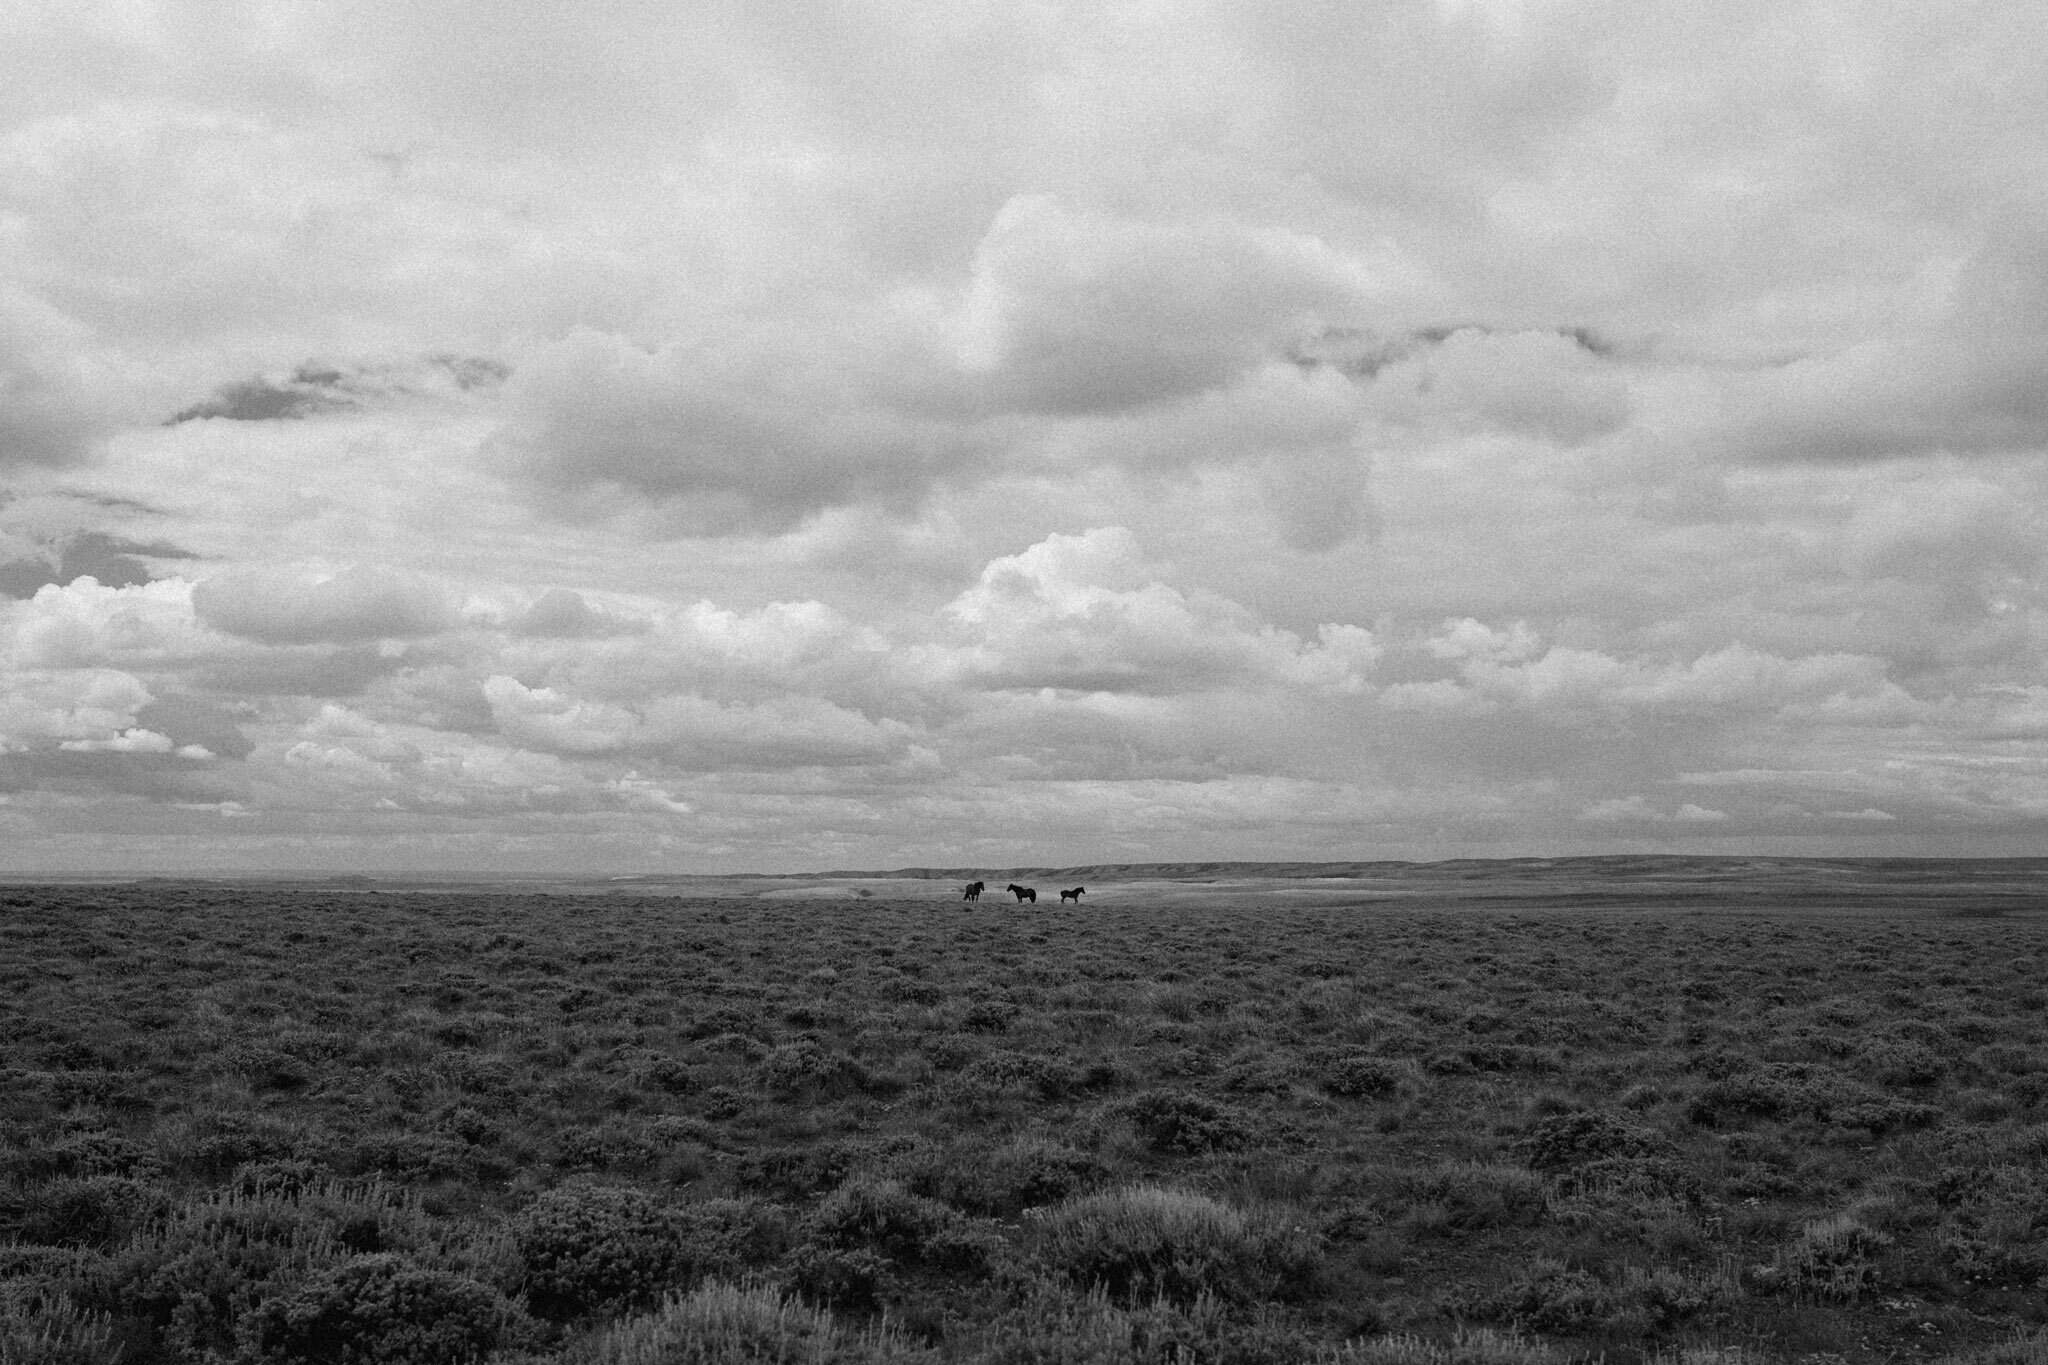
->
[4,857,2048,1364]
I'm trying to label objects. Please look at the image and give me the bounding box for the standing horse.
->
[962,881,984,901]
[1007,883,1037,903]
[1059,887,1084,903]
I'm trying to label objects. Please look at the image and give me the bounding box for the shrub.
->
[961,1001,1019,1034]
[173,1112,310,1179]
[970,1287,1317,1365]
[0,1278,118,1365]
[954,1050,1080,1102]
[755,1040,866,1098]
[673,1199,791,1280]
[734,1142,864,1200]
[1772,1214,1891,1301]
[509,1185,683,1321]
[1514,1112,1669,1173]
[1549,1155,1703,1209]
[244,1253,522,1364]
[1861,1038,1945,1088]
[1492,1259,1624,1335]
[1684,1064,1850,1127]
[552,1125,662,1175]
[96,1184,413,1360]
[1401,1165,1549,1231]
[1937,1166,2048,1287]
[560,1281,923,1365]
[1319,1050,1411,1100]
[899,1137,1109,1217]
[1116,1090,1255,1155]
[6,1130,161,1183]
[802,1179,1001,1283]
[1423,1044,1559,1077]
[1030,1185,1322,1305]
[15,1176,163,1250]
[1323,1327,1563,1365]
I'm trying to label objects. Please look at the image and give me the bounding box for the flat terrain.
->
[4,859,2048,1363]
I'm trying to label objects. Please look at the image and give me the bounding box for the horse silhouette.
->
[1007,883,1036,903]
[962,881,984,901]
[1059,887,1084,903]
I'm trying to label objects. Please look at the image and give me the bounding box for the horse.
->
[962,881,984,901]
[1059,887,1084,903]
[1007,883,1036,903]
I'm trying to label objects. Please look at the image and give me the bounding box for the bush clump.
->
[561,1281,924,1365]
[15,1175,164,1250]
[1319,1050,1412,1100]
[1029,1185,1322,1305]
[509,1185,683,1321]
[755,1039,867,1098]
[0,1277,118,1365]
[1401,1164,1549,1231]
[244,1253,522,1365]
[1116,1090,1255,1155]
[1514,1112,1671,1173]
[1769,1214,1891,1301]
[899,1137,1109,1217]
[1937,1165,2048,1287]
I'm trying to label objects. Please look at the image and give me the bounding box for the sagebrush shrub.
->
[755,1039,866,1098]
[1400,1165,1548,1231]
[1030,1185,1322,1304]
[1936,1165,2048,1287]
[15,1176,162,1251]
[1116,1090,1254,1155]
[899,1137,1109,1216]
[1319,1050,1411,1100]
[800,1177,1003,1292]
[1773,1215,1891,1300]
[95,1185,376,1359]
[562,1281,924,1365]
[510,1185,683,1321]
[1323,1327,1562,1365]
[1493,1259,1624,1335]
[1514,1112,1670,1173]
[0,1277,118,1365]
[244,1253,522,1365]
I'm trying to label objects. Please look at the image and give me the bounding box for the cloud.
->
[192,566,458,644]
[937,527,1377,695]
[0,530,193,598]
[483,673,915,769]
[1579,795,1726,824]
[486,327,982,534]
[0,287,127,466]
[166,355,508,424]
[954,195,1375,415]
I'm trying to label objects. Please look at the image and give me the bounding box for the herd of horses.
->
[959,880,1084,904]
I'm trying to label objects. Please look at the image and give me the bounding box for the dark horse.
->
[1007,883,1036,903]
[1059,887,1084,903]
[962,881,984,901]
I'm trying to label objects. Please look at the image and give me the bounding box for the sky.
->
[2,0,2047,873]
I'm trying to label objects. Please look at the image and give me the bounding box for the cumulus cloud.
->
[938,527,1378,695]
[192,567,457,644]
[486,326,983,534]
[9,2,2048,866]
[0,287,127,466]
[954,195,1374,415]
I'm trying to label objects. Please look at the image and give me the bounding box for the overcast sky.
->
[2,0,2045,872]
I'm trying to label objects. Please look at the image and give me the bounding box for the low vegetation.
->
[2,881,2047,1363]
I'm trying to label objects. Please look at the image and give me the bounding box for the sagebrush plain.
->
[4,858,2048,1364]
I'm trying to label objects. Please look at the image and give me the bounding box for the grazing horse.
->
[962,881,984,901]
[1059,886,1084,903]
[1007,883,1037,903]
